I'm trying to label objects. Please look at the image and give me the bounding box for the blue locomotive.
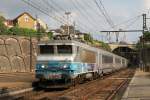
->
[35,40,128,88]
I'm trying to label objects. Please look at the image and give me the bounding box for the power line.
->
[42,0,68,23]
[79,0,105,28]
[69,0,97,31]
[94,0,115,29]
[98,0,115,27]
[22,0,65,24]
[113,15,142,29]
[22,0,89,32]
[49,0,94,32]
[71,0,99,30]
[124,16,141,29]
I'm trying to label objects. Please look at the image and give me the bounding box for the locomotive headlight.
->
[41,65,45,68]
[63,64,67,68]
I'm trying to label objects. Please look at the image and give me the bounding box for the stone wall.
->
[0,35,38,73]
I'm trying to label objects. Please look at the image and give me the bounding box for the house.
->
[4,12,48,31]
[4,19,14,28]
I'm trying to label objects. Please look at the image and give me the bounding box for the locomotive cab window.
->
[57,45,72,54]
[39,45,54,54]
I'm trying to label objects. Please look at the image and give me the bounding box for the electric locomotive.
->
[35,40,128,88]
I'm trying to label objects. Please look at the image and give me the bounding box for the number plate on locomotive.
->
[49,73,62,79]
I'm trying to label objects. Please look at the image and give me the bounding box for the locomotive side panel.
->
[80,48,96,63]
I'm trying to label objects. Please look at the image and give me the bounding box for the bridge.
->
[108,43,136,51]
[108,43,138,66]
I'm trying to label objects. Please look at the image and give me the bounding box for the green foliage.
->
[0,16,7,34]
[8,26,37,36]
[93,40,111,51]
[136,32,150,50]
[47,32,53,39]
[144,31,150,38]
[136,41,142,50]
[136,40,150,51]
[84,33,93,43]
[83,33,111,51]
[0,16,5,22]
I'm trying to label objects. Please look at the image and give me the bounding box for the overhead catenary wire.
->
[35,0,93,32]
[22,0,90,32]
[70,0,100,30]
[94,0,115,29]
[98,0,115,27]
[77,0,105,29]
[114,15,142,29]
[82,0,106,26]
[22,0,65,24]
[124,15,141,29]
[22,0,143,40]
[68,0,97,32]
[48,0,96,32]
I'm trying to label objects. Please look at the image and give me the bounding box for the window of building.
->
[24,15,29,22]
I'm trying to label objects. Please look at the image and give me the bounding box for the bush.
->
[47,32,53,39]
[84,33,93,43]
[8,27,37,36]
[0,16,7,34]
[93,40,111,51]
[144,31,150,38]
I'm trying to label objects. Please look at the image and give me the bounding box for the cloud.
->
[144,0,150,9]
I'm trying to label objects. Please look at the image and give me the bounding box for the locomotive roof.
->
[38,40,127,60]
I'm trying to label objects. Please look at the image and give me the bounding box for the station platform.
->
[122,69,150,100]
[0,72,35,96]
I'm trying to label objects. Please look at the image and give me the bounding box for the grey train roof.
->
[38,40,127,60]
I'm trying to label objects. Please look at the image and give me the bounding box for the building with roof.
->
[4,12,48,31]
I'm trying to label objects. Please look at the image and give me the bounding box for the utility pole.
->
[140,13,149,70]
[142,14,147,34]
[65,12,71,35]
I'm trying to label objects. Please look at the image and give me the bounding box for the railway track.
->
[1,68,135,100]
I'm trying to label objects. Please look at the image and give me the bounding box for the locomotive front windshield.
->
[39,45,73,55]
[39,45,54,54]
[57,45,72,54]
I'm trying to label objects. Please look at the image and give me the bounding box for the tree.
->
[84,33,93,43]
[0,16,7,34]
[144,31,150,38]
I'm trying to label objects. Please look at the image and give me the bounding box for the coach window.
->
[115,58,121,64]
[39,45,54,54]
[57,45,72,54]
[102,55,113,64]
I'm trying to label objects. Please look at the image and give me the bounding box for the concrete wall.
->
[0,35,38,73]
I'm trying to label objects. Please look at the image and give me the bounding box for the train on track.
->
[35,40,128,88]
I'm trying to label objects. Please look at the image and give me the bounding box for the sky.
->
[0,0,150,43]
